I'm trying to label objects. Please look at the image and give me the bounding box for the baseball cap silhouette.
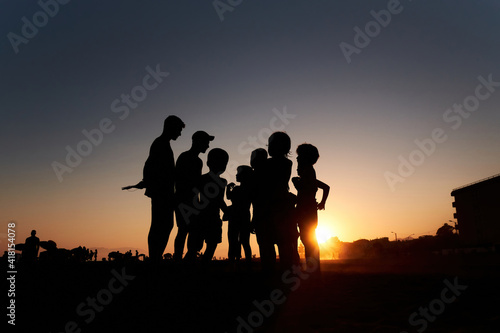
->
[192,131,215,142]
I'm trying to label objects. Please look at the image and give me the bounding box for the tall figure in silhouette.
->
[226,165,253,265]
[173,131,214,261]
[258,132,294,271]
[292,143,330,270]
[143,115,185,263]
[22,230,40,263]
[185,148,229,265]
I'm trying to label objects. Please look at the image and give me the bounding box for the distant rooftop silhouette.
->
[451,173,500,246]
[451,173,500,194]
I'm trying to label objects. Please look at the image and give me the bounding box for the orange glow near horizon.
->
[316,223,334,244]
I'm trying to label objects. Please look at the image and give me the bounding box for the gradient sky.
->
[1,0,499,258]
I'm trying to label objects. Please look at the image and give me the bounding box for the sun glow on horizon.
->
[316,224,334,244]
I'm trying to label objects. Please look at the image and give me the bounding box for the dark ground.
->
[8,254,500,333]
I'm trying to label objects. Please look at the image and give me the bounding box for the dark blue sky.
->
[1,0,499,252]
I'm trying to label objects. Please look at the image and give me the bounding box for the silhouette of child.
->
[259,132,294,271]
[250,148,268,170]
[249,148,268,235]
[292,143,330,269]
[185,148,229,265]
[226,165,253,264]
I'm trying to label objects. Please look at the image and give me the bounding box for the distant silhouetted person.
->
[143,115,185,263]
[258,132,294,271]
[174,131,214,261]
[226,165,253,264]
[292,143,330,271]
[185,148,229,265]
[22,230,40,263]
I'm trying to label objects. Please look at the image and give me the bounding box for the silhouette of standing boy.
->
[250,148,268,236]
[258,132,294,271]
[185,148,229,265]
[174,131,214,261]
[292,143,330,269]
[143,115,185,263]
[226,165,253,264]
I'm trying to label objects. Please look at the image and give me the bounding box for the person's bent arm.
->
[316,180,330,210]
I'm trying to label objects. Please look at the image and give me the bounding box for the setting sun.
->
[316,225,333,244]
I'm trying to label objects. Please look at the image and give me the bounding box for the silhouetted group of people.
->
[17,230,99,263]
[72,245,98,262]
[125,115,330,272]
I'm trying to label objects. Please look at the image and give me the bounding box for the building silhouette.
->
[451,173,500,246]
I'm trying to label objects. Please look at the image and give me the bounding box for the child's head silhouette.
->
[268,132,291,158]
[236,165,253,183]
[207,148,229,175]
[296,143,319,165]
[250,148,268,169]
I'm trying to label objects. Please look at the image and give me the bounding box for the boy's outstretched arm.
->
[316,179,330,210]
[122,180,146,190]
